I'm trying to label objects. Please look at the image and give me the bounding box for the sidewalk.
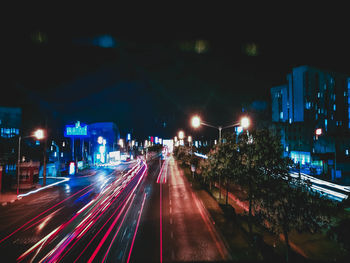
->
[0,176,69,206]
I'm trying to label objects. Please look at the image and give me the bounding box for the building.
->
[88,122,120,165]
[0,107,21,190]
[271,65,350,180]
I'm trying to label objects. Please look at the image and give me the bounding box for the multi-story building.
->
[271,65,350,180]
[0,106,21,190]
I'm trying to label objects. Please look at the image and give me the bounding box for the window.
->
[318,92,321,98]
[333,104,336,111]
[346,149,349,156]
[280,112,283,119]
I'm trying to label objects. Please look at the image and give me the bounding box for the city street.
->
[130,156,230,262]
[0,156,230,262]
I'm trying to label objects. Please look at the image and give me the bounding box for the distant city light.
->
[98,136,103,144]
[69,162,75,175]
[99,145,105,154]
[316,128,322,135]
[178,131,185,140]
[119,139,124,148]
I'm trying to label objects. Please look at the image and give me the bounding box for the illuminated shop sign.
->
[64,121,89,137]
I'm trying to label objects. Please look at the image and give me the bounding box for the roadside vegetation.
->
[174,128,350,262]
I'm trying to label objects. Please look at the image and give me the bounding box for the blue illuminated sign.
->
[64,121,89,138]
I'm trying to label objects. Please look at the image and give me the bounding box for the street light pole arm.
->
[222,122,241,130]
[200,121,219,130]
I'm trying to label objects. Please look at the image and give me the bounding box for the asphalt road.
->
[130,156,230,263]
[0,156,230,262]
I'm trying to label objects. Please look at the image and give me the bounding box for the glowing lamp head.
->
[97,136,103,144]
[34,129,44,140]
[191,116,201,128]
[316,128,322,136]
[188,136,192,143]
[178,130,185,140]
[240,117,250,129]
[119,139,124,148]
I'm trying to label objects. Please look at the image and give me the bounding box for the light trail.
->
[156,159,166,184]
[17,177,70,198]
[160,176,163,263]
[15,162,144,263]
[0,184,94,244]
[87,163,147,263]
[126,193,147,263]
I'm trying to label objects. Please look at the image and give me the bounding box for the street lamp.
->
[190,115,251,144]
[178,130,185,146]
[17,129,45,195]
[315,128,336,180]
[190,115,251,201]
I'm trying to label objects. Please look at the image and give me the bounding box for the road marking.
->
[171,231,174,239]
[169,199,171,205]
[172,250,175,260]
[170,207,172,214]
[170,218,173,224]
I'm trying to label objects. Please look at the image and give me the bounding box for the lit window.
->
[346,149,349,155]
[289,118,292,124]
[280,112,283,119]
[318,92,321,98]
[345,91,347,97]
[318,108,321,114]
[333,104,336,111]
[325,119,328,130]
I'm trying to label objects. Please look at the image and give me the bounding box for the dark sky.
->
[3,6,350,140]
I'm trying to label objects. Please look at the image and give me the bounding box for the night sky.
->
[3,6,350,140]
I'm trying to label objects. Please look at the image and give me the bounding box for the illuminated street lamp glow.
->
[97,136,103,144]
[178,130,185,140]
[240,117,250,129]
[34,129,45,140]
[316,128,322,135]
[174,136,178,142]
[188,136,192,143]
[191,116,201,128]
[119,139,124,148]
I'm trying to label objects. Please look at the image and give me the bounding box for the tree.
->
[237,129,290,236]
[255,177,336,262]
[199,133,242,204]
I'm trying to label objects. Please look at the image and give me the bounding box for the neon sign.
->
[64,121,89,137]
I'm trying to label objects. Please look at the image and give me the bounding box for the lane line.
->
[160,179,163,263]
[126,193,147,263]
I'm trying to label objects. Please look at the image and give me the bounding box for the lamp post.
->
[315,128,336,180]
[17,129,45,195]
[191,115,250,200]
[191,115,250,144]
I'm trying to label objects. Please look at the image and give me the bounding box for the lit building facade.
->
[0,107,21,190]
[271,65,350,179]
